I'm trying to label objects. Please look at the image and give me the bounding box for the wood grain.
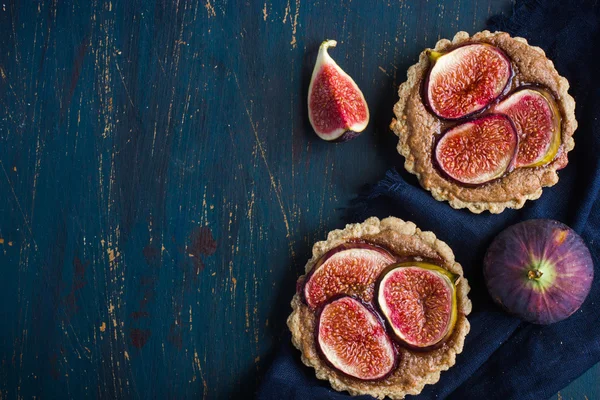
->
[0,0,596,398]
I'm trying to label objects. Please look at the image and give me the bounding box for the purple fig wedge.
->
[317,296,397,380]
[426,44,512,120]
[435,114,518,185]
[492,87,562,168]
[304,242,396,309]
[308,40,370,142]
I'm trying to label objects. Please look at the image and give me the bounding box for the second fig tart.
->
[288,217,471,399]
[391,31,577,214]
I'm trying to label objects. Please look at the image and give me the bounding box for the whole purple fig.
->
[484,219,594,325]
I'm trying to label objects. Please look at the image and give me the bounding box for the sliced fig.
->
[317,296,396,380]
[304,243,396,309]
[435,114,518,185]
[484,219,594,325]
[426,44,512,120]
[377,262,458,349]
[308,40,370,142]
[492,87,562,168]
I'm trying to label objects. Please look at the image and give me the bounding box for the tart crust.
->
[288,217,472,399]
[390,31,577,214]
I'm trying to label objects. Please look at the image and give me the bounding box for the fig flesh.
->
[304,243,396,309]
[317,296,396,380]
[435,114,518,185]
[426,44,512,120]
[377,262,458,349]
[484,219,594,325]
[308,40,370,142]
[492,87,561,168]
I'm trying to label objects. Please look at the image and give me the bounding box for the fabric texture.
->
[258,0,600,398]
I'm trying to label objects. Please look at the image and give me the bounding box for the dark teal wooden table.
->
[0,1,597,398]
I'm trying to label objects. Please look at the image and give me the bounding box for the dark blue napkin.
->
[258,0,600,398]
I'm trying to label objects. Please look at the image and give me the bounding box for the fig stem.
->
[320,39,337,51]
[527,269,543,280]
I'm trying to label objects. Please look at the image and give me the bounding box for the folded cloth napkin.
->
[258,0,600,398]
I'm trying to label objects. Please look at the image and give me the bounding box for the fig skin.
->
[484,219,594,325]
[315,295,398,381]
[434,114,519,186]
[492,86,562,168]
[376,262,459,350]
[308,40,370,142]
[303,242,396,309]
[424,43,513,120]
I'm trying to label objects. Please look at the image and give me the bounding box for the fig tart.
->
[391,31,577,214]
[288,217,471,399]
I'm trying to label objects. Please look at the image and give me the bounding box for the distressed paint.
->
[0,0,596,399]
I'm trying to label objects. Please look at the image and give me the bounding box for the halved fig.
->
[435,114,518,185]
[492,87,562,168]
[304,242,396,309]
[426,44,512,120]
[377,262,458,349]
[308,40,370,142]
[317,296,396,380]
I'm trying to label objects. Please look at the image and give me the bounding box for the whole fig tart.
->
[288,217,471,399]
[390,31,577,214]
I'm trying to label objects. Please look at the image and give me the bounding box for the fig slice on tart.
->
[425,43,512,120]
[434,114,518,185]
[377,262,458,349]
[492,87,562,168]
[303,242,396,309]
[316,296,397,380]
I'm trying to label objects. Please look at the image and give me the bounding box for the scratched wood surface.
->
[0,0,597,399]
